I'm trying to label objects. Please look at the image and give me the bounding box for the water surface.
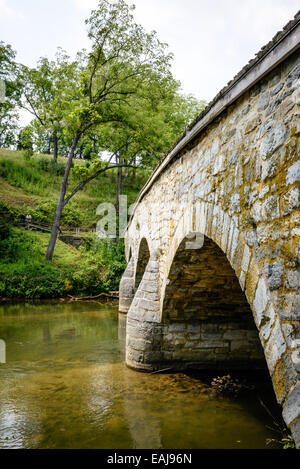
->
[0,301,281,449]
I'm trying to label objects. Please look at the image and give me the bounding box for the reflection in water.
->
[118,313,126,361]
[0,339,5,364]
[0,301,281,449]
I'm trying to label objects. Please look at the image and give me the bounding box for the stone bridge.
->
[119,14,300,446]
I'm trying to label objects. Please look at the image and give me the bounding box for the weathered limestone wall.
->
[120,42,300,443]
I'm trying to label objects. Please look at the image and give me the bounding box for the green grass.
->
[0,148,150,228]
[0,148,150,298]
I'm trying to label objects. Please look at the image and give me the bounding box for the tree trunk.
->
[46,132,80,260]
[53,133,58,163]
[115,154,123,216]
[133,155,137,179]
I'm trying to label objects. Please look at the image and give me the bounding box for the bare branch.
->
[63,163,136,206]
[21,93,45,126]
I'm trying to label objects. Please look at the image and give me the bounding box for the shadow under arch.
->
[161,232,265,370]
[135,237,150,292]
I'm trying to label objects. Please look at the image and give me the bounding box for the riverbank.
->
[0,148,149,299]
[0,226,125,299]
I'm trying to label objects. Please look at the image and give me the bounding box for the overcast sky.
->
[0,0,299,124]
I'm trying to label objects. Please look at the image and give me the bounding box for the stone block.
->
[264,261,284,291]
[197,340,227,349]
[272,352,299,404]
[223,330,247,340]
[144,311,159,323]
[262,195,280,221]
[142,281,158,293]
[245,116,261,134]
[291,419,300,449]
[245,258,260,304]
[270,82,284,96]
[285,270,300,290]
[261,155,278,182]
[253,278,268,327]
[126,348,144,364]
[259,123,285,160]
[283,384,300,426]
[264,319,287,374]
[286,63,300,88]
[144,351,164,363]
[139,299,159,312]
[201,331,223,340]
[287,161,300,185]
[257,92,270,111]
[187,324,201,333]
[259,305,276,342]
[281,187,299,217]
[241,245,251,272]
[168,322,186,332]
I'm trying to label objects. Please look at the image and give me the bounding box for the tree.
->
[87,76,205,214]
[45,0,174,260]
[0,42,22,148]
[19,49,81,162]
[17,126,34,153]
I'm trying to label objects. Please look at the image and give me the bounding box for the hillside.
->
[0,149,149,299]
[0,148,150,228]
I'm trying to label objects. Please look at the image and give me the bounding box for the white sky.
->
[0,0,299,125]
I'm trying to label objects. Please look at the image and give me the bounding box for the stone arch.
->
[135,237,151,292]
[161,231,265,369]
[158,204,300,442]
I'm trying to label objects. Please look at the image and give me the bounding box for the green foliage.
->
[0,200,20,223]
[23,149,33,161]
[0,222,11,241]
[71,237,126,294]
[0,41,22,148]
[29,201,82,227]
[61,204,82,227]
[0,149,149,228]
[36,157,65,175]
[0,262,65,298]
[0,158,46,195]
[282,435,296,450]
[19,49,83,154]
[17,126,34,152]
[0,228,126,298]
[266,432,296,450]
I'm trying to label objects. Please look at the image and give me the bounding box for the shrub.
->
[0,222,11,241]
[0,263,65,298]
[30,200,56,224]
[61,204,83,227]
[23,149,34,161]
[71,238,126,294]
[0,201,22,226]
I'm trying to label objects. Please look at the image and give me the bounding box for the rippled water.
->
[0,301,281,449]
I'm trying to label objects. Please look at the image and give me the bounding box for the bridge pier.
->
[126,252,164,371]
[119,257,135,313]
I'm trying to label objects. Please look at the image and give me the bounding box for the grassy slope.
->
[0,148,150,228]
[0,149,149,298]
